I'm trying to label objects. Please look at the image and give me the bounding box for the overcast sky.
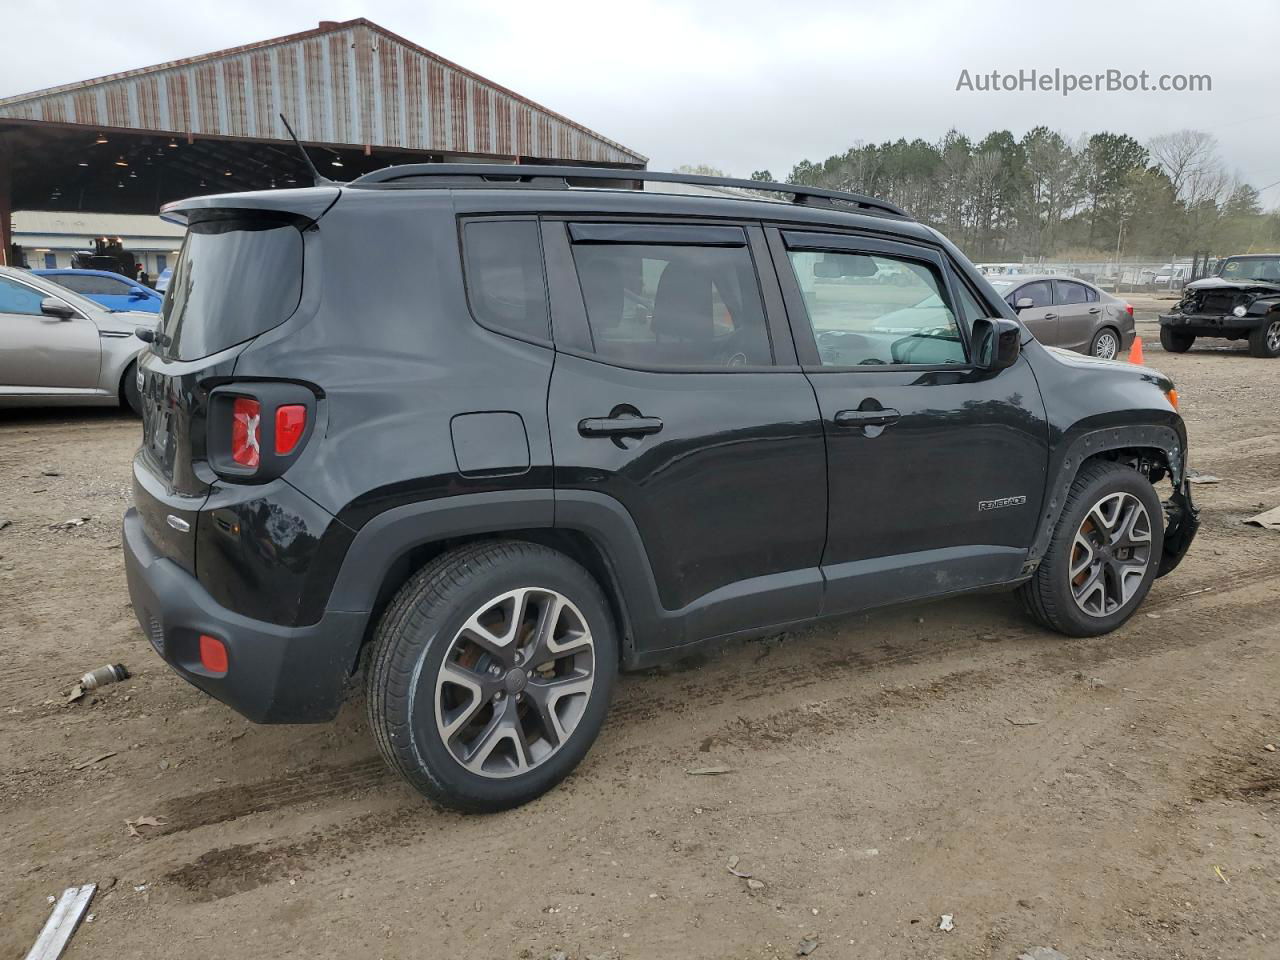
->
[4,0,1278,205]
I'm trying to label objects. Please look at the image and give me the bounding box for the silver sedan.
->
[986,274,1136,359]
[0,266,158,414]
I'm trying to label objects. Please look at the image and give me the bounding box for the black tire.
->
[1019,461,1164,637]
[1159,326,1194,354]
[1248,318,1280,358]
[1090,326,1121,360]
[120,361,143,416]
[366,540,618,812]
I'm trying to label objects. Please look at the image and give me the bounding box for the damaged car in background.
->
[1159,254,1280,358]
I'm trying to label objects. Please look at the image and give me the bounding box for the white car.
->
[0,265,158,413]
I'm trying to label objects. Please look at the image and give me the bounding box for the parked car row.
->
[0,266,158,413]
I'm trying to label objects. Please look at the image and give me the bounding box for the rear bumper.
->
[122,507,367,723]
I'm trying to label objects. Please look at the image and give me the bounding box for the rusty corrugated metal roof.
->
[0,18,646,165]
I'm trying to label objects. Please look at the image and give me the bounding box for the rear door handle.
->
[1088,306,1102,314]
[834,408,900,428]
[1043,312,1058,320]
[578,416,664,438]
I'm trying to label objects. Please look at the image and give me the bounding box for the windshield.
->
[1218,256,1280,283]
[157,211,304,361]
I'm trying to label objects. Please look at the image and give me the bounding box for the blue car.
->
[33,268,164,314]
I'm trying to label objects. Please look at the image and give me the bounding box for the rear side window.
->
[462,220,549,341]
[571,240,772,368]
[55,274,132,296]
[157,212,304,361]
[1057,281,1093,305]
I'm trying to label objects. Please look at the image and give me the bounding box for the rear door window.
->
[157,212,304,361]
[569,226,773,368]
[1055,280,1092,305]
[55,274,132,296]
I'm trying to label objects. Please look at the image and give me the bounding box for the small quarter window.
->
[571,240,772,368]
[462,220,550,341]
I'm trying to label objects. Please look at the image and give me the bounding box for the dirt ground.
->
[2,309,1278,960]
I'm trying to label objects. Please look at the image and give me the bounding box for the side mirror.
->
[971,317,1022,371]
[1014,297,1035,312]
[40,297,76,320]
[135,326,156,343]
[129,286,149,299]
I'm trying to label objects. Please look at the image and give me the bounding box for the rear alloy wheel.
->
[1091,327,1121,360]
[1248,318,1280,358]
[435,587,596,778]
[1019,460,1164,636]
[367,540,617,812]
[1159,326,1194,353]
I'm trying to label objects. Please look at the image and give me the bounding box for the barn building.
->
[0,18,646,266]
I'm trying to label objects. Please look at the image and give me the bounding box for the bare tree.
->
[1148,130,1230,207]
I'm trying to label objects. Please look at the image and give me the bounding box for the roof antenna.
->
[279,114,333,186]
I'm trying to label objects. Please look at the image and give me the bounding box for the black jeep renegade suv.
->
[123,166,1198,811]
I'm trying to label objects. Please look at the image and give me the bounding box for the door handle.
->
[834,408,900,428]
[578,415,664,438]
[1043,312,1058,320]
[1088,306,1101,314]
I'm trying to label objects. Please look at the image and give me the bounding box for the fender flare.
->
[1026,423,1188,571]
[324,488,674,665]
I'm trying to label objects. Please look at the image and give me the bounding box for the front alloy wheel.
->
[1069,492,1153,617]
[1250,318,1280,358]
[436,588,595,778]
[1018,460,1165,637]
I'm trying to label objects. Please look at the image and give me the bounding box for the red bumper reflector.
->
[275,404,307,455]
[199,634,229,674]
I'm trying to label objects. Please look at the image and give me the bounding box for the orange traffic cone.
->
[1129,336,1144,365]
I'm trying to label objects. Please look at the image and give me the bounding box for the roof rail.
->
[347,163,910,219]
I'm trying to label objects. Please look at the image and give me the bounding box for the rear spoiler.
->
[160,186,341,227]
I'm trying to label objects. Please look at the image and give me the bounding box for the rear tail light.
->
[274,404,307,455]
[231,397,261,468]
[1125,303,1134,317]
[208,384,316,482]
